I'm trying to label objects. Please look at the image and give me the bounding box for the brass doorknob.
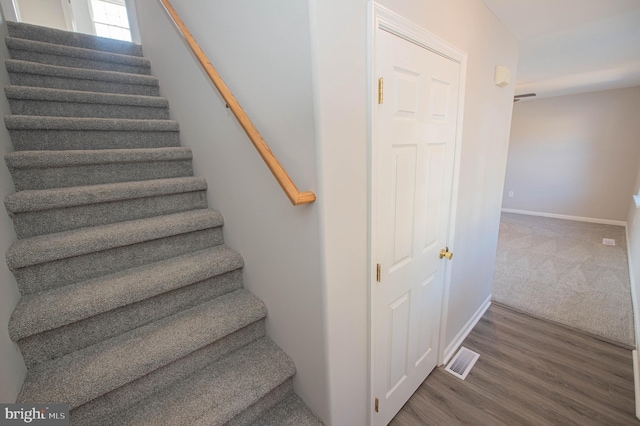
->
[440,247,453,260]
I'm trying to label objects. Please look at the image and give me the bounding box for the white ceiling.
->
[482,0,640,100]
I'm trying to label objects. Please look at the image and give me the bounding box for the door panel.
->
[391,145,417,268]
[388,291,410,395]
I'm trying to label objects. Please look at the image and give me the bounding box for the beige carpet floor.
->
[492,212,635,348]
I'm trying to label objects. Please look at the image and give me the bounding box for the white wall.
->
[503,87,640,222]
[135,0,516,424]
[310,0,518,423]
[0,11,27,403]
[15,0,67,30]
[133,0,330,421]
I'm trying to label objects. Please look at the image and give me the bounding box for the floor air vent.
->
[445,347,480,380]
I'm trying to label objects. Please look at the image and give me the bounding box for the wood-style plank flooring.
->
[390,303,639,426]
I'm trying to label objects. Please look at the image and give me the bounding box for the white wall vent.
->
[602,238,616,246]
[445,347,480,380]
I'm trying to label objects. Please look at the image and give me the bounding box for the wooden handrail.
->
[159,0,316,206]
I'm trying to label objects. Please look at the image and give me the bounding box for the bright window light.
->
[90,0,131,42]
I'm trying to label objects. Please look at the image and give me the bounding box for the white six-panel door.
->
[372,23,461,426]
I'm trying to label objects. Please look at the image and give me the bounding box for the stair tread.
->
[5,115,178,130]
[253,393,324,426]
[6,37,151,67]
[116,337,295,425]
[5,147,191,168]
[17,289,267,409]
[5,86,168,108]
[6,209,223,269]
[5,176,206,214]
[7,21,143,56]
[9,245,243,340]
[6,59,158,86]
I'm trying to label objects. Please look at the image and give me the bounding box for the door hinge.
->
[376,264,381,282]
[375,397,379,413]
[377,77,384,104]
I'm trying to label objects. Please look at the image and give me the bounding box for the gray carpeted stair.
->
[7,147,190,190]
[6,59,160,96]
[5,116,179,151]
[2,21,322,425]
[5,176,208,237]
[5,86,169,119]
[6,37,152,75]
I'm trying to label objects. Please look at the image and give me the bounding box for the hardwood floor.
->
[390,304,639,426]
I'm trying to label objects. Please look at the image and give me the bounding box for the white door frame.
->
[367,2,467,422]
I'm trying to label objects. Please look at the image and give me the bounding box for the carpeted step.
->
[6,147,191,191]
[18,267,244,367]
[110,337,296,426]
[7,21,143,57]
[6,37,151,75]
[6,59,160,96]
[5,86,170,119]
[5,115,179,152]
[70,320,267,425]
[249,393,324,425]
[9,245,243,342]
[17,289,267,409]
[13,247,245,367]
[5,177,208,238]
[6,209,225,295]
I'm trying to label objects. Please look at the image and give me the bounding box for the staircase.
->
[2,21,322,425]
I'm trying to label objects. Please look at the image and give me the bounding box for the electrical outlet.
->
[508,191,514,198]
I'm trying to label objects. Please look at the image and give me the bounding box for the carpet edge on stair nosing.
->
[4,116,179,131]
[5,148,192,169]
[4,177,208,214]
[5,59,159,86]
[5,86,169,107]
[5,210,224,269]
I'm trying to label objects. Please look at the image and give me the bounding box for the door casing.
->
[367,3,468,423]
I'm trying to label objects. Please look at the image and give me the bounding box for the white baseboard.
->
[501,208,626,227]
[442,295,491,365]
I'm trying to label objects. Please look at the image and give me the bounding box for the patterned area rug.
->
[493,212,635,348]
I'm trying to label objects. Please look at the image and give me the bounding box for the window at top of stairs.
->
[90,0,131,42]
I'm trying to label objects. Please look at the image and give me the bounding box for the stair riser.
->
[7,22,143,56]
[9,159,191,191]
[8,129,180,152]
[10,191,208,238]
[20,269,244,367]
[13,227,224,295]
[227,380,294,426]
[8,72,160,96]
[8,49,151,75]
[70,320,266,425]
[8,99,170,119]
